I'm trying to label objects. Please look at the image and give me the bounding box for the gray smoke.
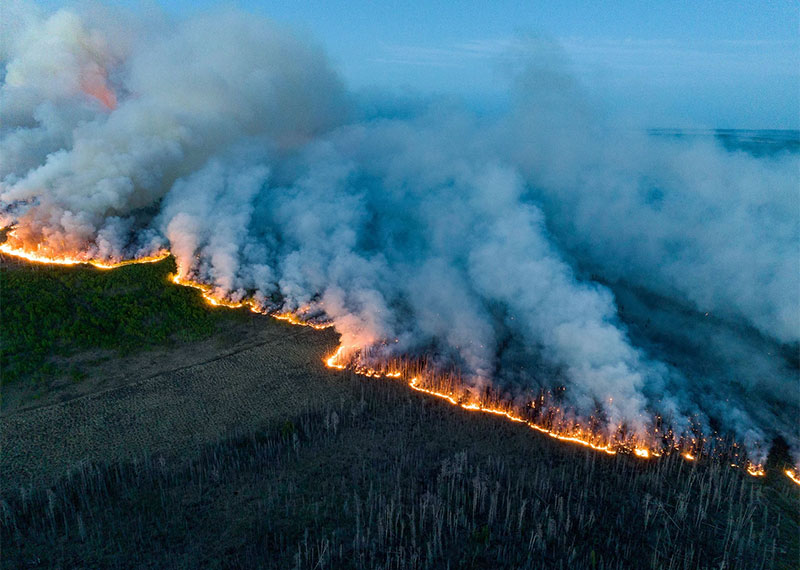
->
[2,3,797,458]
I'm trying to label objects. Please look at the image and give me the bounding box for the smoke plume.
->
[2,2,797,459]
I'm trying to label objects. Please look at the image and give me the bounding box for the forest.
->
[1,257,246,390]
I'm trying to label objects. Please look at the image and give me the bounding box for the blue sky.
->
[39,1,800,129]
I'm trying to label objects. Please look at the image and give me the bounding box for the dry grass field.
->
[1,315,341,491]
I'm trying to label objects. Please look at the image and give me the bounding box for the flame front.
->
[170,273,260,311]
[326,349,668,460]
[321,347,785,476]
[1,241,795,484]
[0,241,169,269]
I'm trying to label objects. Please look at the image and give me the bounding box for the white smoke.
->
[2,2,797,454]
[1,2,346,256]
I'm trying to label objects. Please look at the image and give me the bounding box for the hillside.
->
[1,259,798,569]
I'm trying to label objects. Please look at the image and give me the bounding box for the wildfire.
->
[170,273,260,311]
[321,345,788,476]
[325,346,347,369]
[0,236,330,328]
[0,242,169,269]
[170,271,333,329]
[328,352,622,455]
[273,311,333,330]
[1,241,794,485]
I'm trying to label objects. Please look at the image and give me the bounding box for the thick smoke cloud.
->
[2,2,797,456]
[1,2,346,256]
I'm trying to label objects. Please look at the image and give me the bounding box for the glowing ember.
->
[634,448,650,459]
[683,452,696,461]
[786,469,800,486]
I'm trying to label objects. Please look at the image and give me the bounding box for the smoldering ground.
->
[1,1,797,459]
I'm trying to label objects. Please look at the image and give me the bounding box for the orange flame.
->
[321,346,775,475]
[0,238,329,329]
[170,273,260,311]
[0,241,790,481]
[83,82,117,110]
[327,350,621,455]
[81,69,117,110]
[170,271,334,330]
[325,345,348,369]
[273,311,333,330]
[0,242,168,269]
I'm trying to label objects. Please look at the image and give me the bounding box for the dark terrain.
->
[1,258,798,569]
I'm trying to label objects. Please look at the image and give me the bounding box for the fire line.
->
[2,242,796,486]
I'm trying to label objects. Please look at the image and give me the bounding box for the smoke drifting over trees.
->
[2,2,797,458]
